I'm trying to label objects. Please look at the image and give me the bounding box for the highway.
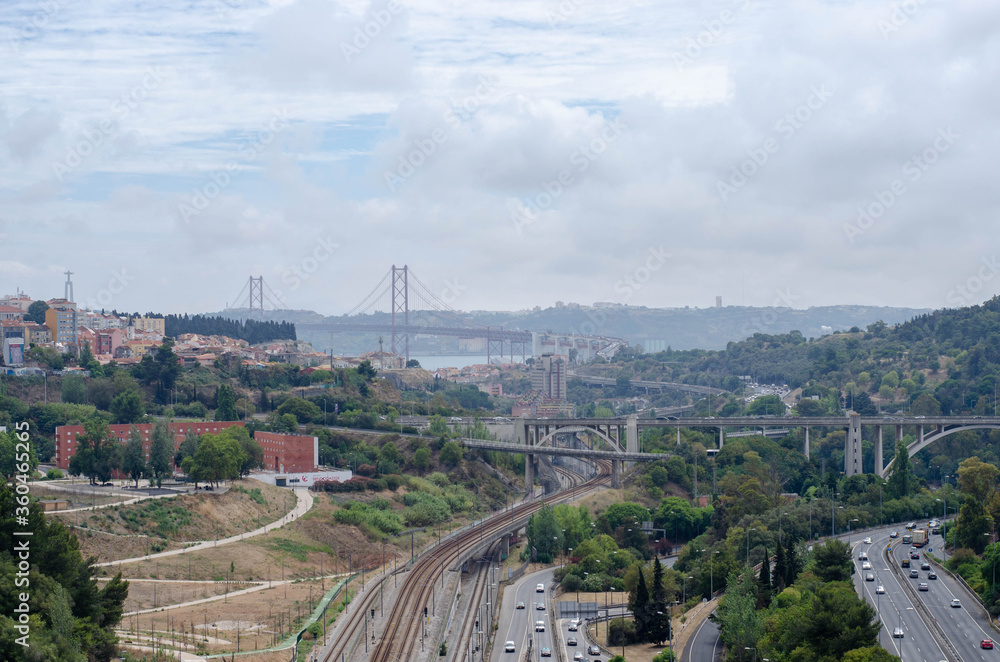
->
[491,569,557,662]
[686,521,998,662]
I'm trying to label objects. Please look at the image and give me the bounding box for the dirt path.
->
[95,488,314,568]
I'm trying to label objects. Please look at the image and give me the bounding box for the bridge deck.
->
[460,439,663,461]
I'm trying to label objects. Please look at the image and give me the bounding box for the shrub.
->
[561,573,582,592]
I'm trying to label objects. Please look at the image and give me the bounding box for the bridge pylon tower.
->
[391,265,409,362]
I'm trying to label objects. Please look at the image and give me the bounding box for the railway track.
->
[358,460,612,662]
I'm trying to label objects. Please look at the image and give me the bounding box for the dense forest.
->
[162,313,296,344]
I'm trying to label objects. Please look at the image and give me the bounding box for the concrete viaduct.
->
[464,415,1000,488]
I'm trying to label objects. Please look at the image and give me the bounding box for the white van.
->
[535,621,545,632]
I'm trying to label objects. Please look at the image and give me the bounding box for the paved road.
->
[492,569,557,662]
[684,615,721,662]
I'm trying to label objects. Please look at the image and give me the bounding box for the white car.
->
[862,561,872,570]
[505,642,516,653]
[536,583,545,593]
[951,599,962,608]
[863,537,872,544]
[858,551,868,560]
[574,654,585,662]
[893,627,904,638]
[450,416,463,422]
[865,573,875,582]
[876,585,885,594]
[535,621,545,632]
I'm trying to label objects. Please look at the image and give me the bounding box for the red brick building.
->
[54,421,318,475]
[255,431,319,473]
[54,421,245,470]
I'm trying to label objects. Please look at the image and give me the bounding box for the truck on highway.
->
[912,529,928,547]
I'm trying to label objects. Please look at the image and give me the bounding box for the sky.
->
[1,0,998,317]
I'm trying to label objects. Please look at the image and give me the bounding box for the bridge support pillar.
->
[876,426,883,475]
[845,413,862,476]
[719,427,724,449]
[626,415,638,470]
[612,460,621,489]
[677,426,681,446]
[525,454,535,493]
[804,427,810,460]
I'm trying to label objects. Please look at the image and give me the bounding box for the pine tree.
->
[773,539,787,592]
[647,556,671,645]
[215,383,239,421]
[784,539,802,587]
[630,567,650,639]
[756,546,772,609]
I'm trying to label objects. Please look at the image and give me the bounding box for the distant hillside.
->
[206,304,928,353]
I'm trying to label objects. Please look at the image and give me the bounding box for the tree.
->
[414,447,431,472]
[795,398,826,416]
[428,415,449,438]
[957,456,1000,504]
[647,556,670,645]
[0,429,38,480]
[887,439,913,499]
[784,539,802,587]
[811,539,853,583]
[406,359,421,368]
[628,563,650,639]
[717,569,762,662]
[121,425,149,488]
[525,504,562,563]
[756,545,772,608]
[183,433,245,488]
[800,582,880,659]
[773,539,787,592]
[746,394,786,416]
[911,393,942,416]
[357,359,377,381]
[69,417,122,484]
[229,427,264,477]
[440,441,462,467]
[149,418,174,481]
[110,389,145,424]
[61,375,86,404]
[26,299,49,324]
[215,383,239,421]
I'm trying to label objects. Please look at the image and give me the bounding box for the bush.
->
[608,617,638,645]
[561,573,582,592]
[45,468,64,480]
[333,501,403,537]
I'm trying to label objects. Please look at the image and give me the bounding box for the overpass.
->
[514,415,1000,480]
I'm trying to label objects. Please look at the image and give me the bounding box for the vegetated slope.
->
[62,480,296,562]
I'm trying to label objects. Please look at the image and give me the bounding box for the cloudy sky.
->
[1,0,997,316]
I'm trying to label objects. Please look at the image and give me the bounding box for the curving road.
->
[492,569,557,662]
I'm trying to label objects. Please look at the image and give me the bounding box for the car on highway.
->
[952,599,962,608]
[921,562,931,570]
[536,602,545,610]
[928,571,937,579]
[589,646,602,656]
[910,569,920,578]
[864,537,872,544]
[858,551,868,560]
[890,531,899,538]
[535,621,545,632]
[450,417,463,422]
[866,573,875,582]
[906,522,917,530]
[911,552,920,560]
[505,642,516,653]
[568,622,579,632]
[982,639,994,650]
[919,582,929,591]
[862,561,872,570]
[574,654,585,661]
[893,627,905,638]
[541,647,552,657]
[876,585,885,594]
[516,601,525,609]
[567,637,578,646]
[536,583,545,592]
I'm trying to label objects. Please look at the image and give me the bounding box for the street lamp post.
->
[682,576,693,610]
[847,518,859,546]
[745,647,757,662]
